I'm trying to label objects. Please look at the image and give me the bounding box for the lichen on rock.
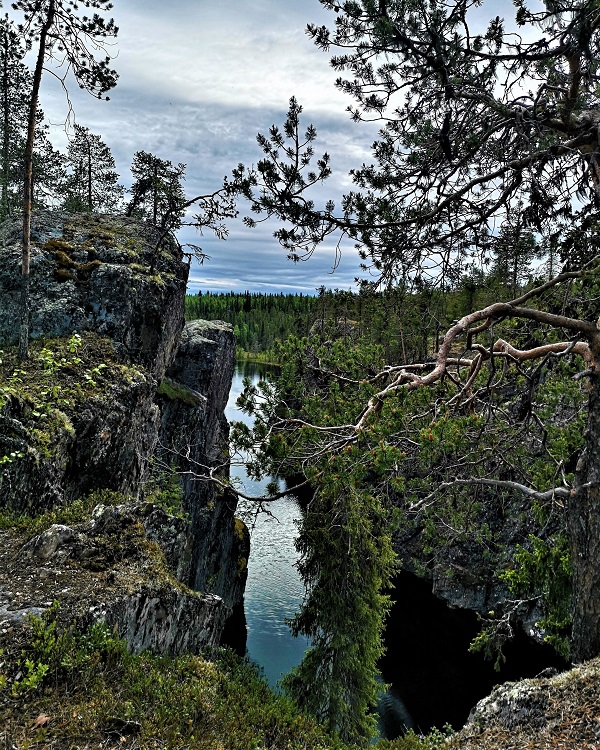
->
[0,210,243,657]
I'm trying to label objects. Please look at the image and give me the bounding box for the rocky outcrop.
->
[0,504,227,658]
[0,211,186,511]
[157,319,249,609]
[0,211,186,379]
[89,588,225,656]
[0,349,160,511]
[0,210,245,655]
[449,658,600,748]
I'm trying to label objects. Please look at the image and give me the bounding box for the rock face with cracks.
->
[157,319,249,608]
[0,210,243,656]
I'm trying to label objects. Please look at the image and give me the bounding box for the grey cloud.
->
[24,0,371,293]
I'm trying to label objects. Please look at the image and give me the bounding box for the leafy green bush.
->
[375,726,453,749]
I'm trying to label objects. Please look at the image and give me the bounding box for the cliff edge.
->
[0,210,246,655]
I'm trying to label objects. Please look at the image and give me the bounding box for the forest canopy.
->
[3,0,600,746]
[222,0,600,744]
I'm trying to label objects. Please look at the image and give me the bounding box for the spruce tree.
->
[126,150,186,229]
[63,124,122,212]
[489,208,542,296]
[229,2,600,737]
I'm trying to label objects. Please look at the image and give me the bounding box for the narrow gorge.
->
[1,211,599,750]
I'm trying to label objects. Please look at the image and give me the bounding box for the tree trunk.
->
[2,32,10,220]
[19,0,55,360]
[568,333,600,662]
[87,141,92,211]
[153,160,158,225]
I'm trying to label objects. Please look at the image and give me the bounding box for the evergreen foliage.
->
[487,206,544,296]
[0,15,30,220]
[127,150,186,229]
[281,480,396,744]
[221,5,600,729]
[10,0,119,359]
[0,16,64,219]
[62,123,123,212]
[185,275,542,361]
[229,2,600,288]
[233,290,589,739]
[185,290,317,356]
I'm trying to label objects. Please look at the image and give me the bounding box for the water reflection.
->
[226,362,310,689]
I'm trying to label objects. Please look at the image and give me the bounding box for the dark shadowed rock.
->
[157,319,249,610]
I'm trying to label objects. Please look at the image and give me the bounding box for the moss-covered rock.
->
[156,319,246,610]
[0,212,248,715]
[0,210,187,380]
[0,333,158,512]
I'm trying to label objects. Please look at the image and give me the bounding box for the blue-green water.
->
[225,365,565,737]
[225,363,414,738]
[225,363,310,690]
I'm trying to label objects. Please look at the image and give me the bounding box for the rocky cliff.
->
[157,319,249,608]
[392,490,552,641]
[0,210,245,656]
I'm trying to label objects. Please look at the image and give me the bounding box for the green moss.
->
[54,267,74,282]
[53,249,77,268]
[47,241,103,283]
[0,334,148,480]
[0,489,127,535]
[142,461,186,519]
[156,377,203,407]
[77,259,102,274]
[148,273,166,285]
[234,517,248,542]
[0,609,349,750]
[374,727,453,749]
[43,238,74,254]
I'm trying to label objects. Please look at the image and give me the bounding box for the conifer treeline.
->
[185,291,316,355]
[184,278,512,361]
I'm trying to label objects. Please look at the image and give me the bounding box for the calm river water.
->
[225,362,310,689]
[224,362,565,738]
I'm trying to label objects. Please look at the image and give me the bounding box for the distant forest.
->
[184,273,533,361]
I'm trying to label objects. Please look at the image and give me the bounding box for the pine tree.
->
[11,0,118,358]
[0,16,68,217]
[30,130,66,209]
[62,124,122,212]
[126,150,186,229]
[229,1,600,735]
[0,16,33,219]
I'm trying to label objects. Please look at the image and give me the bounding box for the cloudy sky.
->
[26,1,381,294]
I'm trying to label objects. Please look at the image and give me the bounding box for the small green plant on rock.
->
[375,725,453,749]
[143,460,186,518]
